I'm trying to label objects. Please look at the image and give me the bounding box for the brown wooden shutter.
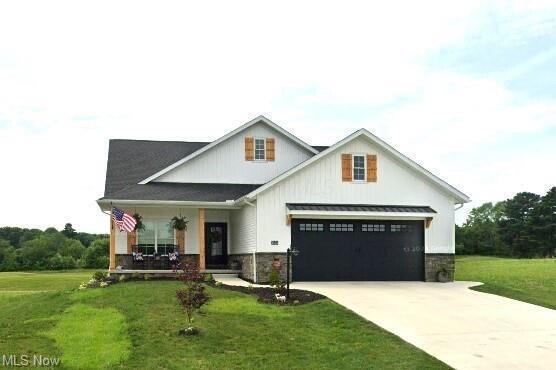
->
[127,230,136,253]
[245,137,254,161]
[367,154,377,182]
[176,229,185,254]
[341,154,352,181]
[266,138,275,161]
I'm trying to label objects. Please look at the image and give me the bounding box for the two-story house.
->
[97,116,469,282]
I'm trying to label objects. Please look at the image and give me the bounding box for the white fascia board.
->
[96,198,241,211]
[240,129,471,204]
[288,210,435,219]
[138,115,319,184]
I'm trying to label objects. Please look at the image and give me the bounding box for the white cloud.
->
[0,1,555,232]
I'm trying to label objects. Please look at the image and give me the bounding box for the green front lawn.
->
[0,270,98,294]
[456,256,556,309]
[0,272,449,369]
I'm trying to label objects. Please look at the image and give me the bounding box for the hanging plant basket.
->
[133,213,145,232]
[171,215,189,231]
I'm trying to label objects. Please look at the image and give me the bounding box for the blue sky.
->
[0,1,555,232]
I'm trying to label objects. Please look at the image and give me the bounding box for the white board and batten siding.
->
[154,122,314,184]
[255,136,457,254]
[230,202,257,254]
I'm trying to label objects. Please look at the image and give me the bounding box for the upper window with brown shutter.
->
[266,138,275,161]
[367,154,377,182]
[246,136,275,161]
[352,155,366,181]
[341,154,352,181]
[245,137,254,161]
[342,153,377,183]
[254,138,266,160]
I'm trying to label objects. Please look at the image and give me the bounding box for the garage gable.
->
[241,129,469,204]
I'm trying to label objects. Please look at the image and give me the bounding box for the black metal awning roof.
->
[286,203,436,213]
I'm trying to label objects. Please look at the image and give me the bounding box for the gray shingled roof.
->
[286,203,436,213]
[311,145,329,152]
[104,139,209,197]
[102,139,326,202]
[101,182,261,202]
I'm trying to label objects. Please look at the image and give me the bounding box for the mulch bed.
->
[214,283,326,305]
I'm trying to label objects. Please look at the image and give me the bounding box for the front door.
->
[205,223,228,268]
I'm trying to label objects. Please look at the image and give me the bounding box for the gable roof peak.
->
[138,115,319,184]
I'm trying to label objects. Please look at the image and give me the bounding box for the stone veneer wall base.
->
[424,253,455,282]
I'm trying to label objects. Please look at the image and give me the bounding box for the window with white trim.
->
[138,220,175,255]
[353,155,365,181]
[254,138,266,160]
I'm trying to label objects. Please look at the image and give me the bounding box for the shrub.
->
[78,271,111,290]
[82,238,109,268]
[268,267,280,287]
[93,271,108,282]
[203,273,214,283]
[268,267,286,294]
[48,254,77,270]
[176,282,210,326]
[179,262,203,282]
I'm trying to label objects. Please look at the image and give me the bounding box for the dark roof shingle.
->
[102,182,261,202]
[104,139,209,197]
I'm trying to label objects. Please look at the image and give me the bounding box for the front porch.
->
[109,207,240,274]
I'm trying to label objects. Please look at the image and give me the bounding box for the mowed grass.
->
[0,273,450,370]
[47,304,131,369]
[456,256,556,309]
[0,270,98,294]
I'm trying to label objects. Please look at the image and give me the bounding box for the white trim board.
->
[138,116,319,184]
[239,129,470,204]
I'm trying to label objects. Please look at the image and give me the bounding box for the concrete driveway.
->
[291,281,556,370]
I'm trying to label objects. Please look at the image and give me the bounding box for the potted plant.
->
[133,213,145,232]
[437,267,450,283]
[171,215,189,231]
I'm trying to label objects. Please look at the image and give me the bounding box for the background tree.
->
[0,224,108,271]
[62,223,76,239]
[530,187,556,257]
[458,202,506,255]
[498,192,541,257]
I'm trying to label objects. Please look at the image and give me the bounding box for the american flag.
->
[112,207,137,233]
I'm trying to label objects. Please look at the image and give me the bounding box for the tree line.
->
[0,223,109,271]
[456,187,556,257]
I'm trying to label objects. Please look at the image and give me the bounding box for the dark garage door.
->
[292,219,424,281]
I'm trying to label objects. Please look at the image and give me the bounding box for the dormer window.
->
[254,138,266,160]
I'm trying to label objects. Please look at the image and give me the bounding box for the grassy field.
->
[0,271,448,369]
[0,270,96,295]
[456,256,556,309]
